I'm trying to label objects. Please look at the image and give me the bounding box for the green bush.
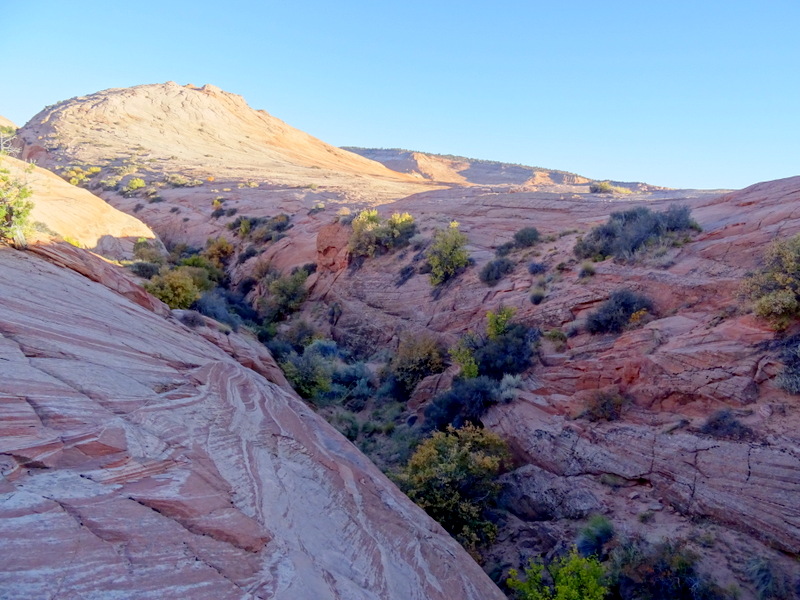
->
[424,376,499,430]
[582,391,628,422]
[123,177,146,194]
[746,557,794,600]
[395,424,509,553]
[700,409,753,441]
[427,221,470,285]
[387,335,445,399]
[530,287,546,305]
[0,164,34,247]
[574,205,699,261]
[576,515,615,557]
[281,349,333,399]
[589,180,631,194]
[528,262,547,275]
[608,538,731,600]
[348,209,417,258]
[144,269,200,309]
[480,257,514,286]
[259,269,309,322]
[586,289,653,334]
[742,233,800,329]
[475,322,537,379]
[513,226,541,247]
[507,547,608,600]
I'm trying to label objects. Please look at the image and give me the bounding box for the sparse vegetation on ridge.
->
[574,205,700,262]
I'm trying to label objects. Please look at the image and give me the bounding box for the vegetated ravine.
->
[7,82,800,599]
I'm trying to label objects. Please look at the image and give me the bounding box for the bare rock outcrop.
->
[0,246,503,599]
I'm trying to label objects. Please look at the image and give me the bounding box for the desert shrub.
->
[450,340,479,379]
[195,289,242,330]
[574,205,699,261]
[237,245,258,264]
[577,515,615,557]
[530,287,546,305]
[133,238,164,263]
[586,289,653,334]
[179,310,205,328]
[589,180,631,194]
[396,264,416,287]
[128,261,160,279]
[495,241,516,257]
[395,424,509,553]
[513,226,541,248]
[776,334,800,393]
[387,335,445,399]
[427,221,470,286]
[746,557,794,600]
[507,547,608,600]
[700,409,753,441]
[122,177,145,194]
[475,322,537,379]
[424,376,499,430]
[348,209,417,258]
[487,306,516,339]
[528,261,547,275]
[281,350,332,399]
[742,233,800,329]
[0,164,34,247]
[609,538,731,600]
[179,255,224,284]
[582,391,628,422]
[164,173,202,187]
[144,269,200,309]
[579,261,596,278]
[480,257,514,286]
[203,236,234,268]
[259,269,309,322]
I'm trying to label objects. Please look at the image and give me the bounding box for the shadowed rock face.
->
[0,247,504,599]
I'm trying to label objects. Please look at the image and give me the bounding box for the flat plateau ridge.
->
[4,82,800,597]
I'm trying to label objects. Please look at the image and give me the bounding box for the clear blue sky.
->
[3,0,798,189]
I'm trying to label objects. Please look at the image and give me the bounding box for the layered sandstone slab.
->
[0,246,503,599]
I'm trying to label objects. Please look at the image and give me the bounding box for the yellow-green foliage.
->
[144,269,200,309]
[589,180,631,195]
[450,342,478,379]
[123,177,146,194]
[0,163,34,247]
[487,306,516,340]
[62,165,102,186]
[507,548,608,600]
[348,209,416,258]
[427,221,469,285]
[395,425,508,553]
[743,233,800,329]
[389,335,445,394]
[203,236,234,268]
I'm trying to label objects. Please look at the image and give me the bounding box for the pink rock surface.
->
[0,246,503,599]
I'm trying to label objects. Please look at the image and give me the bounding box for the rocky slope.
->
[12,82,799,594]
[0,245,503,599]
[343,147,668,192]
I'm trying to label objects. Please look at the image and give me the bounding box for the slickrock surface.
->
[344,147,594,187]
[0,246,504,599]
[309,177,800,557]
[2,155,157,259]
[0,115,16,129]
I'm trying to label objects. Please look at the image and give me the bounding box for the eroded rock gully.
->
[0,247,503,599]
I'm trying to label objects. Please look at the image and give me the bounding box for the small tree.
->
[144,269,200,309]
[742,233,800,329]
[0,163,34,247]
[427,221,470,285]
[395,424,508,553]
[507,548,608,600]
